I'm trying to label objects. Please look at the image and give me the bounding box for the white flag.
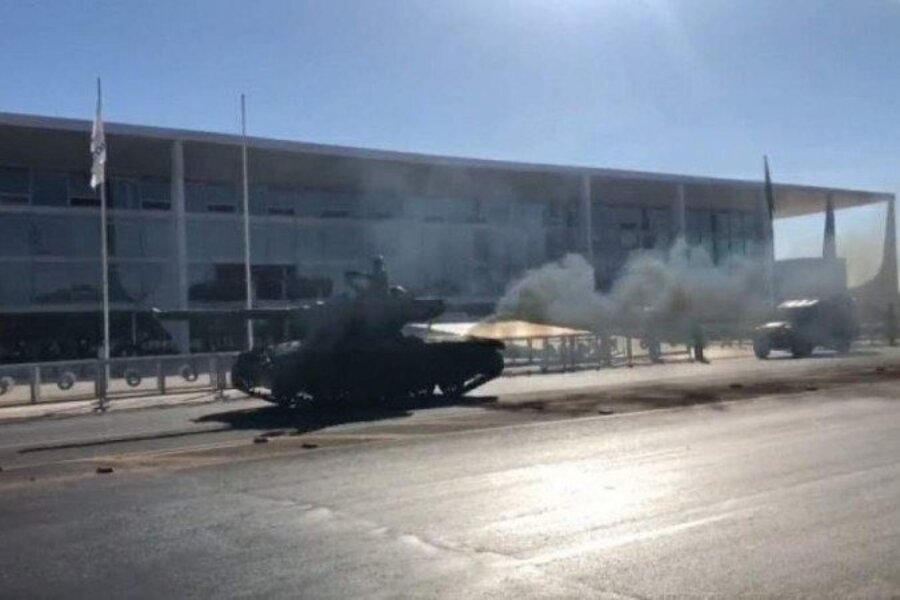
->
[90,80,106,190]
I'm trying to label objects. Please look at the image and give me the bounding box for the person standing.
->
[691,321,709,364]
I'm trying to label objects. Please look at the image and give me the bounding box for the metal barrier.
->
[0,335,711,408]
[858,321,897,347]
[9,323,877,408]
[0,352,240,408]
[498,333,692,374]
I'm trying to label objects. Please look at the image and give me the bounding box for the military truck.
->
[752,296,858,359]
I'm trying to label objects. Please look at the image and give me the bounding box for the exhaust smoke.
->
[493,239,770,337]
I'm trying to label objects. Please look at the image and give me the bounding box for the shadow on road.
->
[763,349,881,361]
[195,395,498,436]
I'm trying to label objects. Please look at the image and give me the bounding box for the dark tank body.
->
[231,283,505,406]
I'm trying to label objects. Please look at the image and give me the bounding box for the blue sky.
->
[1,0,897,274]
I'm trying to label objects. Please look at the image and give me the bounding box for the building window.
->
[185,182,205,212]
[474,230,491,264]
[363,194,403,220]
[109,178,139,210]
[188,263,244,302]
[186,181,237,213]
[32,171,68,207]
[31,262,101,305]
[139,178,171,211]
[206,182,237,213]
[111,263,165,303]
[268,207,294,216]
[0,264,31,306]
[28,215,101,257]
[619,224,639,251]
[0,166,30,205]
[0,214,31,256]
[68,173,99,208]
[187,219,242,261]
[543,201,563,227]
[252,185,299,216]
[320,225,363,258]
[109,219,141,258]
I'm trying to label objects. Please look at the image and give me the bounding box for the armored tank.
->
[231,283,505,406]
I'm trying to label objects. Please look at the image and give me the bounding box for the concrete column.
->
[882,196,898,297]
[823,193,836,260]
[168,140,189,352]
[757,188,772,260]
[758,187,777,304]
[672,183,687,242]
[578,174,593,263]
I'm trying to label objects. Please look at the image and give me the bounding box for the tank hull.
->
[232,336,504,406]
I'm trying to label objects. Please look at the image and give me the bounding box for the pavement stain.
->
[491,362,900,417]
[6,353,900,495]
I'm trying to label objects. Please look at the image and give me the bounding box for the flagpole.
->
[241,93,254,350]
[97,78,111,404]
[763,155,777,309]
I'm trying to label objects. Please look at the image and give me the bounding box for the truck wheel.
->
[791,340,813,358]
[753,337,770,359]
[833,338,851,354]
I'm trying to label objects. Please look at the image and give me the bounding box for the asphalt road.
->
[1,349,897,468]
[1,351,899,598]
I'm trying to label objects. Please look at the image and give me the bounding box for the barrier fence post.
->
[95,360,107,411]
[626,336,633,367]
[527,338,534,365]
[30,365,41,404]
[156,360,166,395]
[211,355,226,400]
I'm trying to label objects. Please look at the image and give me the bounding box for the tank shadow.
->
[194,394,497,436]
[763,349,882,360]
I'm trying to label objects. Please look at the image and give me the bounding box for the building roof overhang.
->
[0,111,891,217]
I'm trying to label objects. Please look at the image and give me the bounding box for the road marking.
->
[524,510,747,566]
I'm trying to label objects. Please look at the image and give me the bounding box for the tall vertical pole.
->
[241,94,254,350]
[881,197,898,297]
[100,161,111,392]
[97,79,111,405]
[762,156,777,308]
[578,173,593,265]
[673,183,687,240]
[169,140,190,352]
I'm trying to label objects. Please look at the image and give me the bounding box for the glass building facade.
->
[0,167,174,310]
[1,113,886,359]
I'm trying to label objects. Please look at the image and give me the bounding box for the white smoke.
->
[494,239,770,336]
